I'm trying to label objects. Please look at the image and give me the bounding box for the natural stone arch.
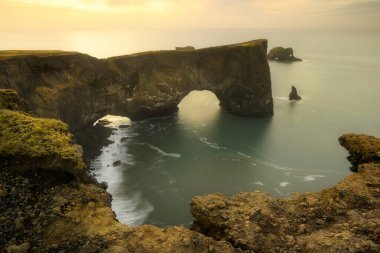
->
[110,39,273,120]
[0,40,273,130]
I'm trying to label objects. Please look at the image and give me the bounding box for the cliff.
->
[0,40,273,131]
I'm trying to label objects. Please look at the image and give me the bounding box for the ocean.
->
[4,29,379,227]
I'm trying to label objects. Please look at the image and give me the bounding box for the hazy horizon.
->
[1,0,380,31]
[2,0,380,58]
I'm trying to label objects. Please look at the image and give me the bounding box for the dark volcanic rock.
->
[112,160,121,167]
[0,40,273,130]
[289,86,302,101]
[268,47,302,62]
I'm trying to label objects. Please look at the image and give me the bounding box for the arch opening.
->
[177,90,221,124]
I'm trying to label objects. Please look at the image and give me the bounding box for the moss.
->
[0,89,26,111]
[0,109,86,179]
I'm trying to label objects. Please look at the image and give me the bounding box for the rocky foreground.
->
[0,89,379,253]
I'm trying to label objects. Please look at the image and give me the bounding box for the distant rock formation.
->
[175,46,195,51]
[289,86,302,100]
[0,40,273,131]
[268,47,302,62]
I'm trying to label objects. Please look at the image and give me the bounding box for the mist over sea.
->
[4,29,379,227]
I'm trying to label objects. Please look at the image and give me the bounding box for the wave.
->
[199,137,228,151]
[274,96,289,101]
[134,143,181,158]
[112,191,154,226]
[303,175,325,181]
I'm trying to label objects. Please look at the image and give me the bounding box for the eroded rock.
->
[268,47,302,62]
[289,86,302,101]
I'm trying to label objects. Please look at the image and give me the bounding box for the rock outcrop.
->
[289,85,302,101]
[339,133,380,171]
[0,40,273,130]
[191,134,380,253]
[268,47,302,62]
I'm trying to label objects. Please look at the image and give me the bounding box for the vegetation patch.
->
[0,109,86,179]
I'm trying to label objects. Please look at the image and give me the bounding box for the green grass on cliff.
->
[0,109,86,178]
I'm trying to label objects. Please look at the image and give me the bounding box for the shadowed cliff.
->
[0,40,272,130]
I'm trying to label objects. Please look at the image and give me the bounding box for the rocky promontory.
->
[268,47,302,62]
[1,89,379,252]
[0,40,273,131]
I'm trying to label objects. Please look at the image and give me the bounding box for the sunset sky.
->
[1,0,380,30]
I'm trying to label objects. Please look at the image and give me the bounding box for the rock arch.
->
[0,40,273,130]
[111,39,273,120]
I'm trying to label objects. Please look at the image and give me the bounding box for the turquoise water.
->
[89,29,380,227]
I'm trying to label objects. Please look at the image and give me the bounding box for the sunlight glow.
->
[11,0,173,13]
[1,0,379,30]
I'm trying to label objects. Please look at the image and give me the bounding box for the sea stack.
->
[268,47,302,62]
[289,86,302,101]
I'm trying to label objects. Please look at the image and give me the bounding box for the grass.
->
[0,109,86,179]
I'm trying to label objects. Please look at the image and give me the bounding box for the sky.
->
[1,0,380,30]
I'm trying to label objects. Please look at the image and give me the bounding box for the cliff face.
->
[0,40,273,130]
